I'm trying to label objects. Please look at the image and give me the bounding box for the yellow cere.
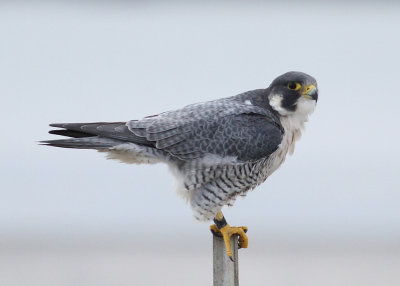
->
[301,84,316,95]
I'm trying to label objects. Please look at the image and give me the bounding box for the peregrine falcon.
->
[42,71,318,259]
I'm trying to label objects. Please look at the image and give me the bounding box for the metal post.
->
[213,235,239,286]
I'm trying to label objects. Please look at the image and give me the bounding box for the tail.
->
[40,122,154,150]
[40,136,124,149]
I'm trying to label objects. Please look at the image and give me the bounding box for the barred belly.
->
[187,158,273,221]
[187,125,297,221]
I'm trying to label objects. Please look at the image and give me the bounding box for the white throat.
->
[269,93,316,155]
[269,94,316,122]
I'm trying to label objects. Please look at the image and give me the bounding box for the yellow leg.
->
[210,211,248,260]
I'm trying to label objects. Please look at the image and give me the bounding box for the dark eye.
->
[287,82,301,91]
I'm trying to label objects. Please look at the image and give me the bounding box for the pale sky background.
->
[1,1,399,244]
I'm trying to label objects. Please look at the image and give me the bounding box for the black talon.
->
[210,228,222,237]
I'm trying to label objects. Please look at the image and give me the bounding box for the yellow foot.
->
[210,224,248,259]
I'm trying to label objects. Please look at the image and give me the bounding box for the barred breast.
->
[185,115,306,221]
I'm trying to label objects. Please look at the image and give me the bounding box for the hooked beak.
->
[301,84,318,101]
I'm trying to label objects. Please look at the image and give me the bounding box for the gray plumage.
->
[42,71,318,221]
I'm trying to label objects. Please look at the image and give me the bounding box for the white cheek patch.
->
[244,100,252,105]
[269,93,316,117]
[268,93,292,116]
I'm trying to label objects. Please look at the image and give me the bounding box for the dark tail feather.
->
[49,129,97,138]
[39,136,123,149]
[44,121,155,148]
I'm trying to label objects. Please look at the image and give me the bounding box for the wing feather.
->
[47,90,283,162]
[127,94,283,161]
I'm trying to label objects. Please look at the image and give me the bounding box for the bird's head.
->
[268,71,318,117]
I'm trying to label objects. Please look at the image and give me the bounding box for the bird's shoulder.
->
[125,89,283,161]
[128,88,281,132]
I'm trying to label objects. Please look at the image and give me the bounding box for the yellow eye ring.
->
[287,82,302,91]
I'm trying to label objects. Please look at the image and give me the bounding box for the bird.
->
[41,71,318,260]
